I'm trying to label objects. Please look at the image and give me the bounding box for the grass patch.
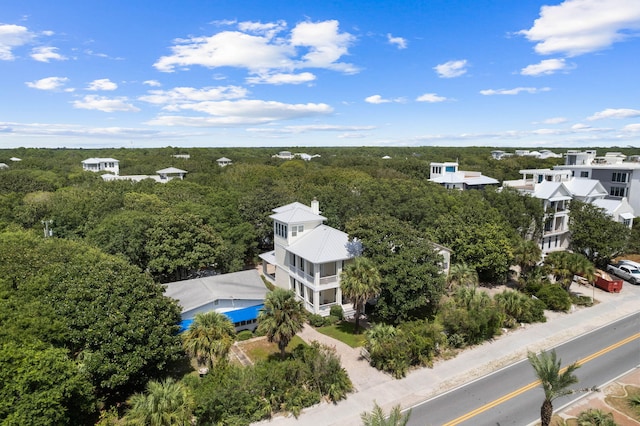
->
[239,335,306,363]
[316,321,367,348]
[605,384,640,422]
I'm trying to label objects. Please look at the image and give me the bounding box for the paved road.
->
[264,282,640,426]
[406,313,640,425]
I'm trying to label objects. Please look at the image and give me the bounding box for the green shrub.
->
[439,287,503,346]
[520,297,547,323]
[308,314,327,327]
[329,305,344,320]
[495,289,546,325]
[571,294,593,307]
[576,408,616,425]
[326,315,340,325]
[536,284,572,312]
[365,324,410,378]
[447,333,466,348]
[399,319,447,367]
[236,330,254,341]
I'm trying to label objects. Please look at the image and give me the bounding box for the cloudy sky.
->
[1,0,639,148]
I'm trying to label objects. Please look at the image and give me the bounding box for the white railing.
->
[319,274,338,285]
[289,265,314,283]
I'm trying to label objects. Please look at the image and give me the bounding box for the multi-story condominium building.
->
[554,150,640,216]
[504,166,635,254]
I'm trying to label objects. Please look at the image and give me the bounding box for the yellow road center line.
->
[442,332,640,426]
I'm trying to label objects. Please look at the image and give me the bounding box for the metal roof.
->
[286,224,352,263]
[156,167,187,174]
[270,202,326,223]
[163,269,268,313]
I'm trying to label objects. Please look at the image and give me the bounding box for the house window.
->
[445,166,456,172]
[623,219,631,227]
[580,171,588,178]
[612,172,628,183]
[275,222,288,238]
[432,166,442,174]
[291,225,304,237]
[609,186,627,197]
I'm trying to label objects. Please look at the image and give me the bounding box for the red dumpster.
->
[594,270,623,293]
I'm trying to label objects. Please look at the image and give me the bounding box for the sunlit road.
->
[406,313,640,426]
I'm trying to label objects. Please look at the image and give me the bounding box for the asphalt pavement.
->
[259,281,640,426]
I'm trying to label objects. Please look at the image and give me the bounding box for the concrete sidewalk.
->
[260,283,640,426]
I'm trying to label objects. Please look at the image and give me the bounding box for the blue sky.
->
[1,0,639,149]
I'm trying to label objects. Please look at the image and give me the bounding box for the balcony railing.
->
[319,274,338,286]
[289,265,314,283]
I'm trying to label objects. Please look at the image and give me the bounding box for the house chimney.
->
[311,197,320,215]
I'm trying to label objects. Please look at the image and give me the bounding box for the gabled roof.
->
[287,224,352,263]
[592,198,635,217]
[532,181,572,201]
[156,167,187,174]
[270,202,326,223]
[82,157,118,163]
[163,269,268,314]
[563,179,607,198]
[217,157,231,162]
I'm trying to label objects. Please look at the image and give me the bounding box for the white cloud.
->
[587,108,640,120]
[387,33,407,49]
[86,79,118,91]
[248,124,375,134]
[247,124,376,135]
[521,58,570,76]
[0,24,35,60]
[154,20,357,76]
[154,31,294,72]
[73,95,140,112]
[622,123,640,132]
[480,87,551,95]
[31,46,66,62]
[146,100,332,127]
[434,60,468,78]
[238,20,287,38]
[364,95,405,104]
[542,117,568,124]
[519,0,640,56]
[290,20,357,73]
[246,72,316,85]
[416,93,448,103]
[25,76,69,91]
[365,95,390,104]
[572,123,591,129]
[139,86,247,105]
[143,80,162,87]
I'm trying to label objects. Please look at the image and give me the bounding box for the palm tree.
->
[182,311,236,369]
[447,262,478,292]
[544,251,595,292]
[341,257,382,333]
[124,378,193,426]
[365,323,398,355]
[528,350,580,426]
[361,402,411,426]
[257,288,306,359]
[576,408,616,426]
[513,239,542,278]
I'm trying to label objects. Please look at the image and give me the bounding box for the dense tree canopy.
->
[568,200,631,267]
[0,230,183,402]
[346,214,445,323]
